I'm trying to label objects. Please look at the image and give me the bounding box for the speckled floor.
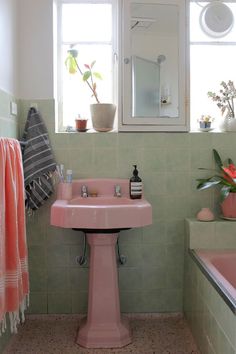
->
[4,314,200,354]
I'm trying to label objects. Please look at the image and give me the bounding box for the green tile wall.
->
[0,89,19,138]
[0,88,19,353]
[17,99,236,316]
[184,220,236,354]
[184,253,236,354]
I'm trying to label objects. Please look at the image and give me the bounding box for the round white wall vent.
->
[199,2,234,38]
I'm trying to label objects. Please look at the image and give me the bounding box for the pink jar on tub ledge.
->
[196,208,215,221]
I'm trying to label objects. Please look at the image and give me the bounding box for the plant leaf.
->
[83,71,91,81]
[213,149,223,169]
[220,186,231,202]
[84,64,90,69]
[228,158,234,164]
[90,60,96,68]
[93,72,102,80]
[196,176,222,190]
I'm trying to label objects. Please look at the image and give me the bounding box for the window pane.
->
[62,44,112,128]
[62,4,112,42]
[190,45,236,130]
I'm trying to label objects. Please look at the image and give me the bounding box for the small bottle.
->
[130,165,142,199]
[66,169,73,183]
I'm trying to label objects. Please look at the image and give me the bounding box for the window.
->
[57,0,118,131]
[190,1,236,131]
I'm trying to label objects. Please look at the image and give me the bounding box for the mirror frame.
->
[119,0,189,132]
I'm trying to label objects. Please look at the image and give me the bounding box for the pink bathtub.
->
[192,250,236,312]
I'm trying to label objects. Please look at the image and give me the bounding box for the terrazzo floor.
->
[4,314,200,354]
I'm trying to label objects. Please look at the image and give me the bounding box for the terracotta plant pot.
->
[90,103,116,132]
[75,119,88,132]
[221,193,236,218]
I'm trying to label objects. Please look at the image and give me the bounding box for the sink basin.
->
[50,179,152,348]
[50,179,152,230]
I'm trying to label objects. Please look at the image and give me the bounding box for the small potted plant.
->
[198,115,214,129]
[208,80,236,131]
[75,115,88,132]
[65,48,116,132]
[196,149,236,218]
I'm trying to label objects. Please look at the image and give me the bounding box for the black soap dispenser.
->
[130,165,142,199]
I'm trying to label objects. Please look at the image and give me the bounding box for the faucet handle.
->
[81,185,88,197]
[114,185,121,197]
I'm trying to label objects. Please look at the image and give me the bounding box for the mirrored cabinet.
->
[119,0,188,131]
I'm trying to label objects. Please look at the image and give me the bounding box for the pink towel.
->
[0,138,29,334]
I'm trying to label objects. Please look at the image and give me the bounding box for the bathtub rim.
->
[189,249,236,314]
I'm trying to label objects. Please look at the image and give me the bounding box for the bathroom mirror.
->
[120,0,188,131]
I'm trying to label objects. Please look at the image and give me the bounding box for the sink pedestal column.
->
[77,233,131,348]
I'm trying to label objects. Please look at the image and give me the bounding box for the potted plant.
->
[75,115,88,132]
[65,49,116,132]
[208,80,236,131]
[196,149,236,217]
[198,115,214,129]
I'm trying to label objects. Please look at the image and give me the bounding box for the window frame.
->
[56,0,119,132]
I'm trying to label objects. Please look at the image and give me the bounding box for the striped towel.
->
[0,138,29,334]
[21,107,56,211]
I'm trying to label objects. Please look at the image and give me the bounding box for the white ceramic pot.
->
[220,116,236,132]
[90,103,116,132]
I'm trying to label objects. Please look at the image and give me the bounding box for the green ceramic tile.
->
[142,172,167,196]
[120,291,144,313]
[166,266,183,289]
[142,133,167,148]
[141,266,167,290]
[92,147,118,173]
[166,244,184,268]
[67,132,94,149]
[118,243,143,267]
[71,291,88,314]
[190,148,215,172]
[94,132,118,147]
[163,289,183,312]
[165,172,191,196]
[164,133,190,149]
[141,148,167,173]
[190,132,213,149]
[163,196,191,220]
[119,228,142,244]
[165,220,185,245]
[142,221,166,244]
[69,244,90,267]
[46,245,70,267]
[48,292,72,314]
[27,292,47,314]
[142,289,166,312]
[68,148,93,172]
[165,148,191,172]
[46,226,83,245]
[141,243,166,267]
[117,147,141,173]
[29,267,47,292]
[118,267,142,291]
[69,268,89,291]
[28,246,46,269]
[118,133,144,148]
[47,267,70,291]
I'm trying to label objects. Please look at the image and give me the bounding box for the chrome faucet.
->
[114,185,121,197]
[81,185,88,198]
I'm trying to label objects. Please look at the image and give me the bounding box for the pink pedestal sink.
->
[50,179,152,348]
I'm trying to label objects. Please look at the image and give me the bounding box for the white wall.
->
[18,0,54,99]
[0,0,18,95]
